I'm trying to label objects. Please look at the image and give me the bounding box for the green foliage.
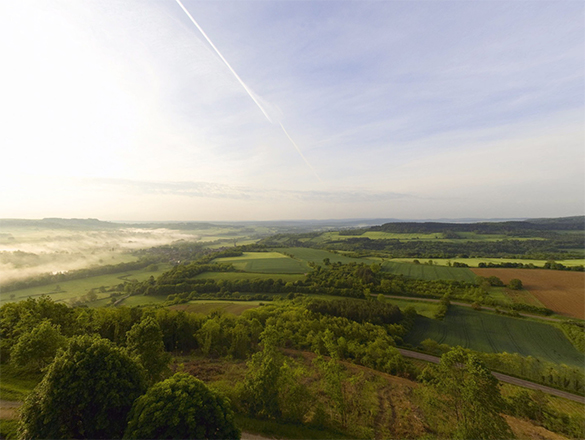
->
[10,320,66,372]
[508,278,523,290]
[505,389,585,439]
[18,335,147,440]
[126,316,171,384]
[559,320,585,353]
[124,373,240,440]
[419,347,512,439]
[240,327,285,419]
[306,298,402,325]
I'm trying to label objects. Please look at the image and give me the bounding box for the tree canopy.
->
[124,373,240,440]
[19,335,147,440]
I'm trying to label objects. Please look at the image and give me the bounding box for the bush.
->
[508,278,523,290]
[124,373,240,439]
[19,336,147,440]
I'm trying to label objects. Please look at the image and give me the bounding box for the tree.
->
[509,278,523,290]
[124,373,240,440]
[10,320,66,372]
[19,335,147,440]
[419,347,512,439]
[126,316,171,384]
[240,326,283,419]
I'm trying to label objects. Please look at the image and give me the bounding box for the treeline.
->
[418,339,585,396]
[478,261,584,271]
[0,296,413,379]
[369,217,585,234]
[262,235,584,259]
[306,298,402,325]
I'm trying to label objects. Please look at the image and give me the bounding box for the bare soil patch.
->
[472,269,585,319]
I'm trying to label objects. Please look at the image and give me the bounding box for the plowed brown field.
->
[471,269,585,319]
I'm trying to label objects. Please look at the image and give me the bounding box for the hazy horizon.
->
[2,1,583,222]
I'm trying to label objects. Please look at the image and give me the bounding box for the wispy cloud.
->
[83,177,411,204]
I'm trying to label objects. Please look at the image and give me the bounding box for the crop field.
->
[0,264,172,305]
[380,261,477,282]
[391,258,585,268]
[194,271,305,282]
[404,306,584,367]
[168,300,263,315]
[276,247,375,265]
[214,252,310,273]
[471,269,585,319]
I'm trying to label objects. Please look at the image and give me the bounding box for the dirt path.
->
[376,294,563,322]
[396,348,585,404]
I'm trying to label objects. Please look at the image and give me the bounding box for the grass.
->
[214,252,310,274]
[276,247,376,265]
[234,414,353,439]
[391,257,585,267]
[380,260,477,282]
[381,297,441,319]
[194,272,305,282]
[0,364,40,401]
[1,264,172,305]
[404,305,584,367]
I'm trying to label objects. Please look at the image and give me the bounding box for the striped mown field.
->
[404,305,584,367]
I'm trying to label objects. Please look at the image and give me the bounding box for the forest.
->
[1,217,584,439]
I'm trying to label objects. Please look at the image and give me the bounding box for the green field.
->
[380,261,477,282]
[391,257,585,268]
[276,247,376,265]
[382,297,441,319]
[214,252,310,274]
[1,264,172,305]
[194,272,305,282]
[404,306,584,367]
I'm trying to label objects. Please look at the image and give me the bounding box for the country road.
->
[396,348,585,404]
[375,294,563,322]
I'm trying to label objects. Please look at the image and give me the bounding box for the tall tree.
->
[124,373,240,440]
[126,316,170,384]
[18,335,147,440]
[419,347,512,439]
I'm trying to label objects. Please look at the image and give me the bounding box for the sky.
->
[1,0,583,221]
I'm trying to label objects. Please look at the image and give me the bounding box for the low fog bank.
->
[0,228,200,286]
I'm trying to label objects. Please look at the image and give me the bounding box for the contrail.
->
[279,123,321,181]
[174,0,321,181]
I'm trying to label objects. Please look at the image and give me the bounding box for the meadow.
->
[472,268,585,319]
[214,252,310,273]
[380,260,477,282]
[404,306,584,367]
[276,247,376,265]
[0,264,172,305]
